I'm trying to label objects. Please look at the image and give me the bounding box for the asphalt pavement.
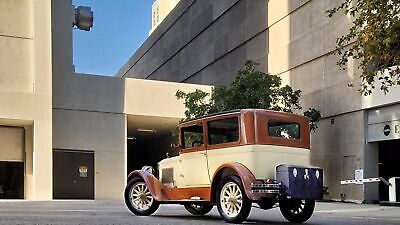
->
[0,200,399,225]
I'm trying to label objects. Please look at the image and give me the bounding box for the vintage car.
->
[124,109,323,223]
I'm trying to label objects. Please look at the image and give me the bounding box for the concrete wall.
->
[0,0,53,200]
[125,78,211,118]
[118,0,267,86]
[51,0,126,200]
[52,74,126,200]
[267,0,366,201]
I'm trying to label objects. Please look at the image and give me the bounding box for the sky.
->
[72,0,153,76]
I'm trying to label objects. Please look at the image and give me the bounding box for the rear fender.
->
[211,162,260,201]
[127,170,165,202]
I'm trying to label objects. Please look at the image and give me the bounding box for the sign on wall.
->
[368,121,400,142]
[79,166,88,178]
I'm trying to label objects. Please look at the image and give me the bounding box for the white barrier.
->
[340,177,381,185]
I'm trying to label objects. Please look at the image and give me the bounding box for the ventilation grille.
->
[161,168,174,184]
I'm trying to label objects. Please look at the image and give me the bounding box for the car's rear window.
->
[208,117,239,145]
[268,121,300,140]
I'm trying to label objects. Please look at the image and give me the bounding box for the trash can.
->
[389,177,400,202]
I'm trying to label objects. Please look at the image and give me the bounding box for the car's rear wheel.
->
[279,199,315,223]
[216,175,251,223]
[184,203,213,215]
[124,178,159,216]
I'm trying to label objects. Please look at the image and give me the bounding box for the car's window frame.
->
[179,121,206,153]
[205,114,241,150]
[267,120,301,140]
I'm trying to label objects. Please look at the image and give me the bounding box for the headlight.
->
[141,166,155,174]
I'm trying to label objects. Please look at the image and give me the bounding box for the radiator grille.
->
[161,168,174,184]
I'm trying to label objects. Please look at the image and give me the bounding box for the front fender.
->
[127,170,165,202]
[211,162,261,201]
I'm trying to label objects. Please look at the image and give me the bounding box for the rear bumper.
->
[250,182,280,194]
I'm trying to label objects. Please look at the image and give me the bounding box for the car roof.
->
[178,108,307,126]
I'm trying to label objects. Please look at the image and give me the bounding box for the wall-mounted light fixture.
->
[137,128,157,133]
[73,5,93,31]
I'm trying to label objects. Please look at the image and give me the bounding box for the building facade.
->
[0,0,52,200]
[150,0,181,34]
[2,0,399,203]
[0,0,210,200]
[118,0,400,203]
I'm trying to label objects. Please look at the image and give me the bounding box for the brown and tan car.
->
[124,109,323,223]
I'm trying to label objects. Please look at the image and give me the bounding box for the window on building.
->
[181,123,204,149]
[268,121,300,139]
[208,117,239,145]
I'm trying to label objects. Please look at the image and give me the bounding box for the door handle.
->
[200,152,207,156]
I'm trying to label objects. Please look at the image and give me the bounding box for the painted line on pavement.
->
[315,208,384,214]
[351,216,400,222]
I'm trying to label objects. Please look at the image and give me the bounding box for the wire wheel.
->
[124,178,159,216]
[216,176,251,223]
[220,182,243,218]
[279,199,315,223]
[129,182,154,211]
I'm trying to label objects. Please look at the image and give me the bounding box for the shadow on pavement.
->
[153,214,321,225]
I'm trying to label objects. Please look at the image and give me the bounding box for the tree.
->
[327,0,400,95]
[176,61,321,131]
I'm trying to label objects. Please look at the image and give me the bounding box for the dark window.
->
[268,121,300,139]
[208,117,239,145]
[0,161,24,199]
[181,123,204,149]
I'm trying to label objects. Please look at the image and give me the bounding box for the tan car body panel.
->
[207,145,310,181]
[158,144,310,188]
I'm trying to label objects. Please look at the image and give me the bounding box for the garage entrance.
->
[0,162,24,199]
[53,149,94,199]
[0,126,25,199]
[127,115,180,176]
[379,139,400,201]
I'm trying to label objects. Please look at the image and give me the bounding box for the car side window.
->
[268,121,300,139]
[208,117,239,145]
[181,123,204,149]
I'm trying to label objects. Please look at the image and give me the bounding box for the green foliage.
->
[303,108,322,131]
[209,61,302,113]
[176,89,210,120]
[327,0,400,95]
[176,61,321,131]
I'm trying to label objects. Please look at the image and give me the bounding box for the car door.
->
[178,122,211,187]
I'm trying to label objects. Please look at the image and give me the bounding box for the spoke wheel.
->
[184,203,213,215]
[124,178,159,216]
[279,199,315,223]
[216,176,251,223]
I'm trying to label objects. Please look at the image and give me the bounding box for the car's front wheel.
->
[184,203,213,215]
[124,178,159,216]
[279,199,315,223]
[216,175,251,223]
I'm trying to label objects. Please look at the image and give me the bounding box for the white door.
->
[178,122,210,188]
[179,150,210,187]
